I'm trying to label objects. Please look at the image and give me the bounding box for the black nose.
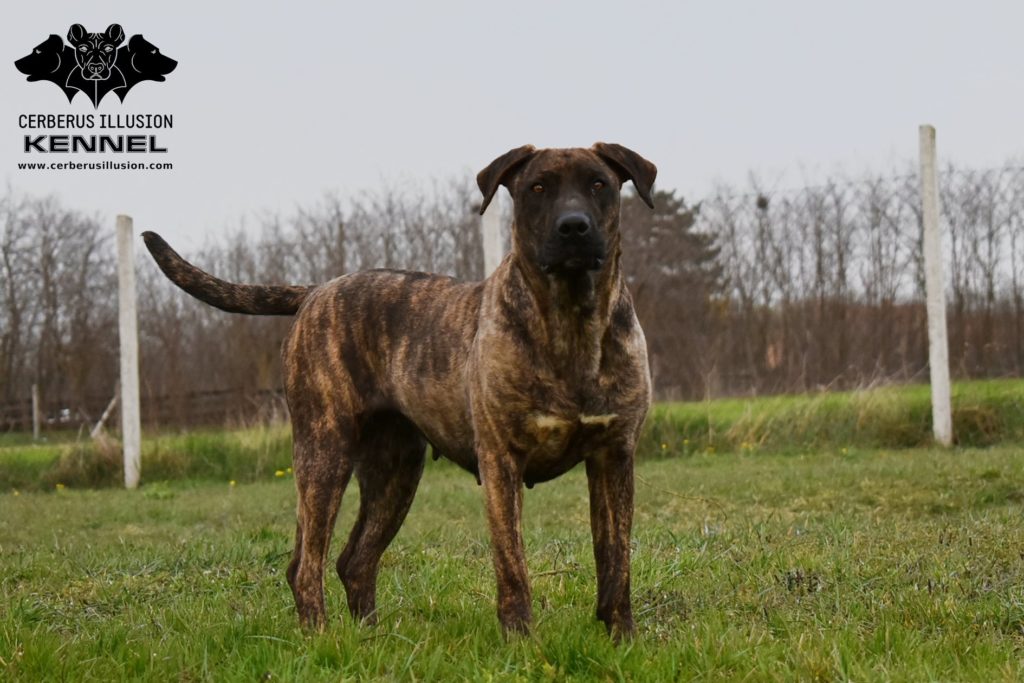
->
[555,212,593,238]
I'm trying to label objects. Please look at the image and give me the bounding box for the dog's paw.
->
[498,608,532,639]
[597,607,635,643]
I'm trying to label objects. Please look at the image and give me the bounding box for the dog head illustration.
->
[67,23,124,81]
[122,35,177,82]
[15,35,70,81]
[14,34,77,102]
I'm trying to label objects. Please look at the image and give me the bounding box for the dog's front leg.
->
[585,447,635,640]
[478,448,532,635]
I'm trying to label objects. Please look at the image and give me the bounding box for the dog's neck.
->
[508,235,624,381]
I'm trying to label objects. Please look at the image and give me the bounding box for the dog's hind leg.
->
[286,517,303,598]
[336,412,426,624]
[287,421,355,631]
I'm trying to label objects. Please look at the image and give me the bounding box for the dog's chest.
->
[518,408,621,484]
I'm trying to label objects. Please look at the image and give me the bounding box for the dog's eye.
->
[592,180,605,192]
[34,49,41,55]
[78,45,88,52]
[531,184,544,194]
[151,49,158,54]
[104,46,113,52]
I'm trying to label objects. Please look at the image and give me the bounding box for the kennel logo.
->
[14,24,177,108]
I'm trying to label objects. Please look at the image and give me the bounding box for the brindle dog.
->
[143,143,656,639]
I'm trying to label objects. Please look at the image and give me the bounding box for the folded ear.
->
[591,142,657,209]
[476,145,537,215]
[105,24,125,45]
[68,24,87,44]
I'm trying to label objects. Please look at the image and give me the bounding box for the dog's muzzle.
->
[539,211,606,274]
[83,58,111,80]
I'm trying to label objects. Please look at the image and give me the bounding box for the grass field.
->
[3,379,1023,493]
[645,378,1024,455]
[3,440,1024,680]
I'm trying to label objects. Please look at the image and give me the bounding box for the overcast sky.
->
[3,1,1022,252]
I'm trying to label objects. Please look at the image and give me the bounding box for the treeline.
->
[1,163,1022,429]
[696,165,1024,397]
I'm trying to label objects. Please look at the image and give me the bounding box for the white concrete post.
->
[481,196,503,276]
[919,125,953,446]
[117,215,142,487]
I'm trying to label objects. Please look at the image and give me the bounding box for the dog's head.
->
[122,34,177,81]
[67,23,124,81]
[477,144,656,277]
[14,35,68,81]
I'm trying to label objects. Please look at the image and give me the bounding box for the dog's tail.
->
[142,231,312,316]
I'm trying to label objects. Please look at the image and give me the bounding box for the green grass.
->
[4,379,1023,492]
[644,378,1024,457]
[0,425,293,492]
[2,446,1024,681]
